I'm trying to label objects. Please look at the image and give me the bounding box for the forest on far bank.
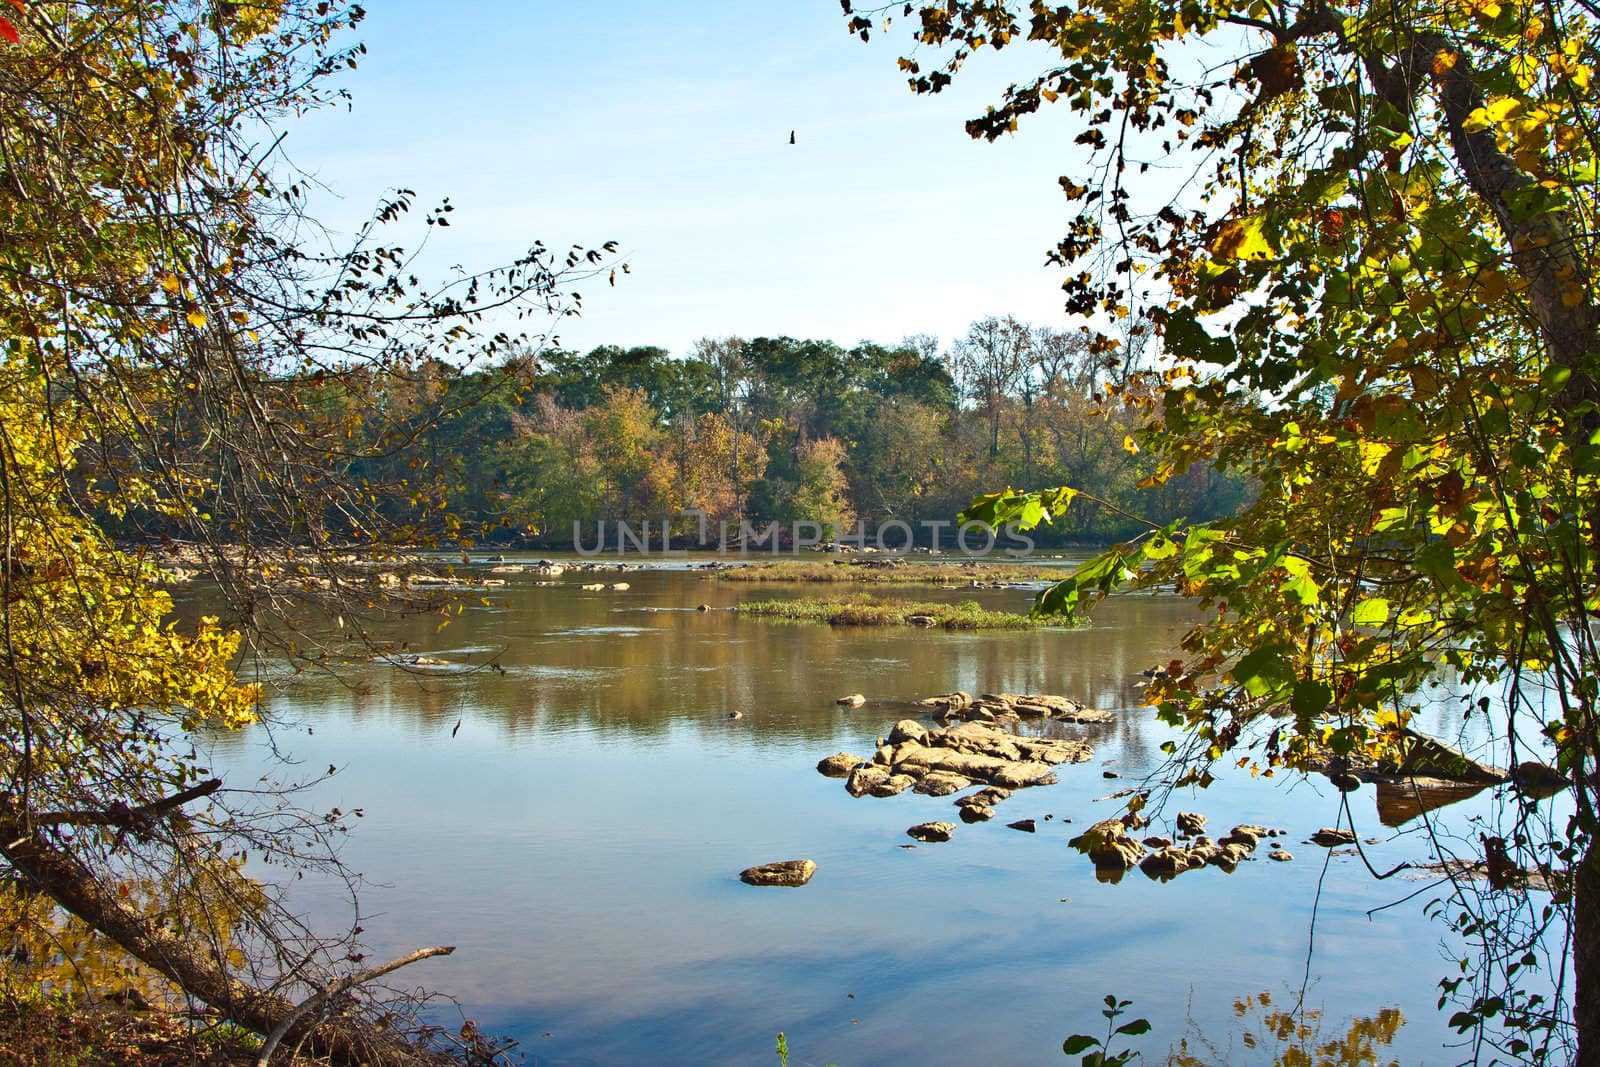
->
[163,316,1247,550]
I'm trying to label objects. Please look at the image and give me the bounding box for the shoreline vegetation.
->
[716,560,1072,585]
[735,594,1055,629]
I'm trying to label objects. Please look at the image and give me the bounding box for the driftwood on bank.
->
[0,791,452,1065]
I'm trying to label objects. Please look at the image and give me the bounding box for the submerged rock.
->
[1310,827,1358,846]
[1006,819,1037,833]
[740,860,816,887]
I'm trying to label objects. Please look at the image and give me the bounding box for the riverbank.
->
[0,994,266,1066]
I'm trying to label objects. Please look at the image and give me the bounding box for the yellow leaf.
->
[159,272,181,294]
[1432,50,1457,74]
[184,309,207,329]
[1209,214,1277,261]
[1123,434,1141,455]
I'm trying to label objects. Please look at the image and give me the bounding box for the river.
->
[205,555,1519,1065]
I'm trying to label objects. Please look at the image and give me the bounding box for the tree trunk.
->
[0,797,439,1065]
[1579,839,1600,1067]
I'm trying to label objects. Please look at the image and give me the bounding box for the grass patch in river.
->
[736,593,1056,630]
[718,560,1071,585]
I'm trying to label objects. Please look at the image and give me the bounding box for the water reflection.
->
[1167,990,1404,1066]
[195,563,1510,1065]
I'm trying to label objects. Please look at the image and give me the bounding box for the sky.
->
[283,1,1095,359]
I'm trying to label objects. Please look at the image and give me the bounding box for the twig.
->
[254,945,455,1067]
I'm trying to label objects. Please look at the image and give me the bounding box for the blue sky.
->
[286,2,1090,357]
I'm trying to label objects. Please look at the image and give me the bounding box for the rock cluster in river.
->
[1064,809,1291,881]
[912,691,1114,726]
[817,693,1104,843]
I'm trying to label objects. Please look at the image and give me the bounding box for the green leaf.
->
[1350,597,1390,626]
[1115,1018,1152,1037]
[1291,679,1332,716]
[1163,308,1238,365]
[1062,1034,1100,1055]
[1232,647,1294,698]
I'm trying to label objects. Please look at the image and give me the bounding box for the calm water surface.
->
[207,557,1515,1065]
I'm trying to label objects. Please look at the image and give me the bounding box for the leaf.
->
[0,17,17,45]
[1350,597,1390,626]
[1062,1035,1100,1055]
[1115,1018,1152,1036]
[1232,647,1294,698]
[1209,213,1277,261]
[185,309,208,329]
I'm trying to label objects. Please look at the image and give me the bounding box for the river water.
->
[205,555,1521,1065]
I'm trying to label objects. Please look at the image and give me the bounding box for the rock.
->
[740,860,816,887]
[1330,771,1363,791]
[956,787,1012,809]
[697,603,712,612]
[1069,818,1146,870]
[1102,770,1120,779]
[1006,819,1037,832]
[1387,728,1507,783]
[1139,846,1207,878]
[846,765,891,797]
[1055,708,1115,724]
[958,804,994,823]
[907,821,957,843]
[816,752,863,778]
[1269,850,1293,861]
[1310,827,1357,846]
[1142,836,1173,849]
[727,711,744,720]
[1219,825,1265,849]
[836,693,867,707]
[580,583,605,591]
[888,719,928,746]
[869,774,917,798]
[610,582,630,591]
[914,770,974,797]
[1176,811,1207,836]
[907,614,938,627]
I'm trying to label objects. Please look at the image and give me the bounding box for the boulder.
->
[816,752,863,778]
[907,821,957,843]
[888,719,928,746]
[869,774,917,798]
[958,804,995,823]
[1310,827,1357,846]
[1006,819,1037,833]
[846,765,891,798]
[1268,849,1294,862]
[836,693,867,707]
[1386,729,1506,783]
[740,860,816,887]
[610,582,630,591]
[913,771,974,797]
[1175,811,1207,836]
[907,614,939,627]
[580,583,606,591]
[955,787,1012,809]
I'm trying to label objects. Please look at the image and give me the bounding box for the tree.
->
[951,315,1032,459]
[1,1,608,1058]
[849,0,1600,1060]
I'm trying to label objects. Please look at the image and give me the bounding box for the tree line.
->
[309,317,1250,549]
